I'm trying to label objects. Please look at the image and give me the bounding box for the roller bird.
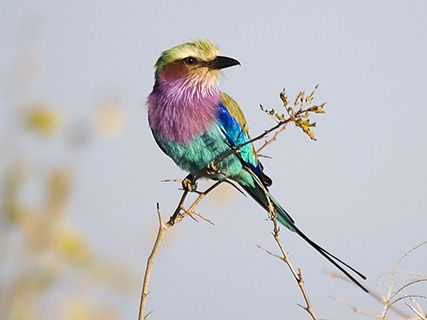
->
[147,39,367,292]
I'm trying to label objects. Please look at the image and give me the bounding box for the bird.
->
[147,39,368,292]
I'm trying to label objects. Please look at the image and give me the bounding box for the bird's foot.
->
[182,177,197,192]
[206,162,219,176]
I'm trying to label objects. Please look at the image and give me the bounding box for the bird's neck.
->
[147,76,221,144]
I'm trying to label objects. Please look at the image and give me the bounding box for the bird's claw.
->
[182,177,197,192]
[206,162,219,176]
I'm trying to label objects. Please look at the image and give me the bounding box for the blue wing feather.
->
[216,103,266,181]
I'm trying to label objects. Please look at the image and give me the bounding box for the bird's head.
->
[154,39,240,87]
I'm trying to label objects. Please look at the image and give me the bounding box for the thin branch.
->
[257,195,318,319]
[329,271,412,319]
[190,211,215,226]
[330,240,427,320]
[408,296,426,319]
[223,178,247,197]
[256,121,289,154]
[391,279,427,301]
[161,178,183,183]
[392,241,427,274]
[405,302,427,320]
[138,181,224,319]
[138,203,166,320]
[270,226,318,320]
[380,295,427,320]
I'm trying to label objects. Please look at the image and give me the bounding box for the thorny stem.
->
[138,204,165,320]
[138,181,224,319]
[262,203,318,320]
[258,228,318,320]
[254,175,318,319]
[169,189,189,225]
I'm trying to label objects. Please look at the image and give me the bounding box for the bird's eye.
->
[182,57,197,65]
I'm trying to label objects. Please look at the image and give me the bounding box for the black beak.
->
[207,56,240,70]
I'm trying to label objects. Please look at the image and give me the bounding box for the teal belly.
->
[153,124,244,179]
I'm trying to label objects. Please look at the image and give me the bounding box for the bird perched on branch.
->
[147,39,367,292]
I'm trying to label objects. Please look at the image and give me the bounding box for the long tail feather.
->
[242,179,369,293]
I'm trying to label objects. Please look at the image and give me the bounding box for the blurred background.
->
[1,1,426,319]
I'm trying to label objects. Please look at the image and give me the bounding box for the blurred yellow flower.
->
[94,102,125,137]
[63,299,118,320]
[24,104,63,136]
[2,164,28,224]
[53,227,90,264]
[65,299,89,320]
[21,212,48,250]
[46,169,72,216]
[8,295,36,320]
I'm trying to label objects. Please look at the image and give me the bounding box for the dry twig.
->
[258,211,318,319]
[138,181,223,319]
[331,241,427,320]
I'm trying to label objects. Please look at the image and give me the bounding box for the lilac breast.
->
[147,78,221,144]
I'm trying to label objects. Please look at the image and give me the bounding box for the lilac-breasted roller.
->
[147,40,367,292]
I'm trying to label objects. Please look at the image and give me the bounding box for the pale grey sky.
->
[1,0,426,319]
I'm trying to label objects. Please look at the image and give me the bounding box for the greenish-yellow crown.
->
[154,39,220,76]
